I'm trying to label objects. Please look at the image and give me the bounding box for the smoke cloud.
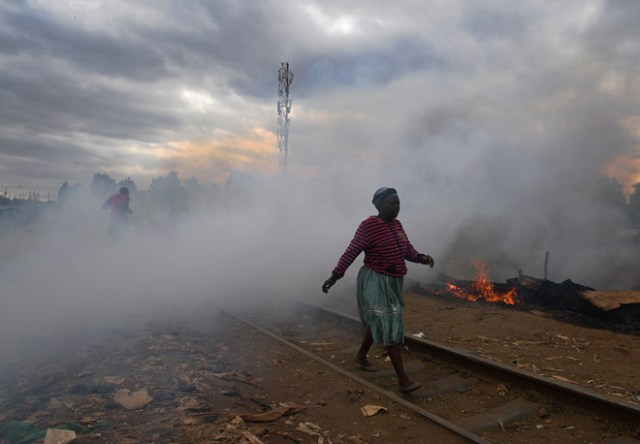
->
[1,1,640,364]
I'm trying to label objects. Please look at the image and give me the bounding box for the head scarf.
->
[372,187,397,208]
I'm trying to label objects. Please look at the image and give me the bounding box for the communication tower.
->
[277,62,293,174]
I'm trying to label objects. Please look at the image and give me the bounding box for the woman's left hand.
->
[420,255,435,268]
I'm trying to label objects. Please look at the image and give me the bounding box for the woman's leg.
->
[386,344,416,389]
[355,327,374,365]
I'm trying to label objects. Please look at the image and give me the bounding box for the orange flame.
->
[442,260,518,305]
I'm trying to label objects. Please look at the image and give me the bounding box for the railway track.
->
[227,298,640,444]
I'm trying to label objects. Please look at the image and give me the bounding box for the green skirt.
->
[356,266,405,346]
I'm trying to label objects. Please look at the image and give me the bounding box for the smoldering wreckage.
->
[1,257,640,443]
[418,260,640,334]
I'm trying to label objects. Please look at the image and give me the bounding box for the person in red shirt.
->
[102,187,132,240]
[322,187,434,393]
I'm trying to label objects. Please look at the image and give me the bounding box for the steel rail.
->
[312,303,640,417]
[223,309,492,444]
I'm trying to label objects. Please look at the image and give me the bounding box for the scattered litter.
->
[239,402,306,422]
[176,396,209,411]
[78,415,102,425]
[242,430,266,444]
[413,332,426,339]
[549,375,577,384]
[103,376,125,384]
[496,384,509,396]
[297,422,321,434]
[113,388,153,410]
[225,416,244,432]
[536,424,544,430]
[361,405,387,417]
[44,428,76,444]
[297,422,325,443]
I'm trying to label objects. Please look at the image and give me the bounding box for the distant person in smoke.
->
[322,187,434,393]
[102,187,132,241]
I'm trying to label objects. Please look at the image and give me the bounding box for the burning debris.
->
[414,260,640,333]
[429,260,519,306]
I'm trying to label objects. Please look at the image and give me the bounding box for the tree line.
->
[3,172,640,230]
[0,170,256,230]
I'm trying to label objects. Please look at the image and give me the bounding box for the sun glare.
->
[158,128,278,183]
[603,154,640,195]
[304,4,359,36]
[181,89,216,112]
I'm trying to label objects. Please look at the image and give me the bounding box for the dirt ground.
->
[402,291,640,405]
[1,288,639,444]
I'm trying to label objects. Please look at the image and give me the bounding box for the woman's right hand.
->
[322,277,336,293]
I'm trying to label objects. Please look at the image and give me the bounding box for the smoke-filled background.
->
[2,1,640,353]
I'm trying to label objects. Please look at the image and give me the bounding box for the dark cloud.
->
[292,36,446,96]
[0,68,179,138]
[463,6,531,41]
[0,4,170,81]
[0,134,95,163]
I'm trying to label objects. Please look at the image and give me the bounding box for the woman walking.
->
[322,187,434,393]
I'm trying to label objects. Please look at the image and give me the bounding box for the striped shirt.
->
[105,193,130,223]
[332,216,422,278]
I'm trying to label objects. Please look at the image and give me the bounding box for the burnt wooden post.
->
[544,251,550,280]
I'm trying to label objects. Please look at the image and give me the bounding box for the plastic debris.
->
[103,376,125,385]
[361,405,388,417]
[296,422,324,443]
[113,388,153,410]
[44,428,77,444]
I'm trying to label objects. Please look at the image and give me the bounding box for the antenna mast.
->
[277,62,293,174]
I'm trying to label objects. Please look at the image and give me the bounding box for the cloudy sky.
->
[1,0,638,199]
[1,0,640,315]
